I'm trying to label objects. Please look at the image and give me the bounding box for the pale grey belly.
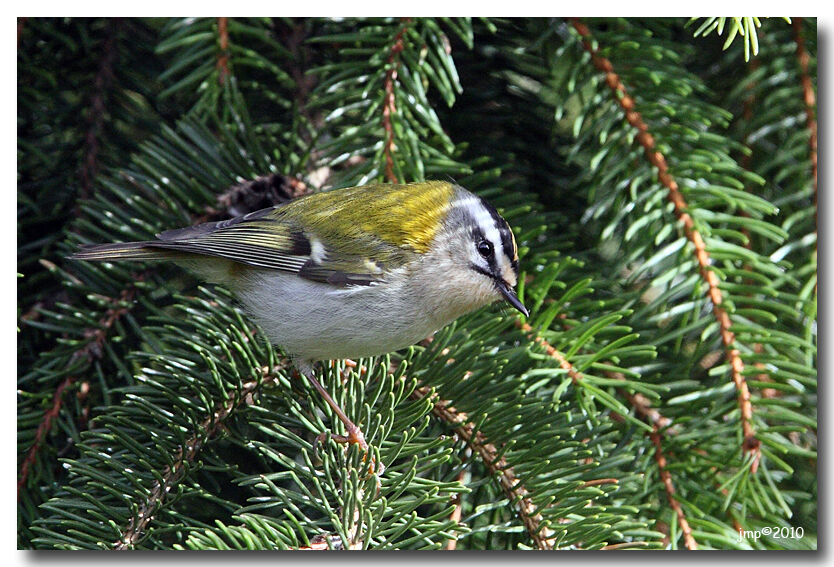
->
[232,270,443,361]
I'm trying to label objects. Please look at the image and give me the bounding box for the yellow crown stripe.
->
[509,228,519,261]
[286,181,455,254]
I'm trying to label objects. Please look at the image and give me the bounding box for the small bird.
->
[73,180,527,460]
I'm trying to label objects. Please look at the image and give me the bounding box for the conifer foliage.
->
[18,17,816,550]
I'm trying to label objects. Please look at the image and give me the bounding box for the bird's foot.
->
[314,422,385,485]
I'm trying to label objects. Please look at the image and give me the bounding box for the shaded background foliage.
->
[18,17,816,550]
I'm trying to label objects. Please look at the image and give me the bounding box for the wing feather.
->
[139,181,456,287]
[147,211,314,273]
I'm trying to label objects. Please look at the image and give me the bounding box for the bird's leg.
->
[307,370,368,450]
[297,360,382,475]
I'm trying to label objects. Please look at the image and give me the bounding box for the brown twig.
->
[792,18,817,203]
[581,478,618,488]
[619,369,746,546]
[649,429,698,550]
[571,19,760,472]
[601,541,650,550]
[445,469,467,550]
[612,374,696,550]
[342,358,543,548]
[115,368,279,549]
[736,59,780,400]
[17,376,77,501]
[295,534,344,550]
[519,304,698,549]
[621,388,671,430]
[17,17,26,48]
[80,273,147,361]
[517,321,583,384]
[216,17,230,85]
[411,386,556,550]
[17,271,147,496]
[79,18,119,203]
[382,19,411,183]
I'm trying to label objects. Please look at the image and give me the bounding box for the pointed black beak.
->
[496,279,529,317]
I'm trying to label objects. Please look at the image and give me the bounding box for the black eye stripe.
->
[499,229,512,257]
[465,199,517,274]
[478,240,493,257]
[473,196,517,266]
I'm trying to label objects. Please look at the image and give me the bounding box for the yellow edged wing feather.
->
[74,181,457,288]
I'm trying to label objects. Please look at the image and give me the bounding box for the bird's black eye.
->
[477,240,494,258]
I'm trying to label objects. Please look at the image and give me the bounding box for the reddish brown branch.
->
[736,59,780,400]
[18,271,146,495]
[622,370,748,545]
[445,469,467,550]
[79,18,119,202]
[411,386,556,549]
[115,369,279,549]
[80,273,146,361]
[17,376,77,500]
[792,18,817,203]
[621,388,671,430]
[614,375,697,550]
[295,534,344,550]
[344,357,552,547]
[17,17,26,48]
[519,309,698,549]
[517,322,583,384]
[649,429,698,550]
[216,17,230,85]
[602,541,650,550]
[382,19,411,183]
[571,19,760,471]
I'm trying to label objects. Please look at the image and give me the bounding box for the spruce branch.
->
[411,386,556,550]
[690,17,767,61]
[19,17,816,550]
[216,17,230,85]
[619,375,756,547]
[444,469,467,550]
[614,379,696,549]
[80,18,120,203]
[649,428,697,550]
[78,271,148,361]
[792,18,817,203]
[382,18,412,183]
[17,376,77,501]
[571,18,760,471]
[518,321,582,385]
[18,268,149,496]
[616,382,696,549]
[620,386,671,430]
[115,366,280,549]
[342,357,554,548]
[17,16,25,47]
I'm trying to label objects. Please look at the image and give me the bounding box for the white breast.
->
[229,243,499,362]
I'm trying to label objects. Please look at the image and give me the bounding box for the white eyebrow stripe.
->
[452,194,517,282]
[452,196,503,246]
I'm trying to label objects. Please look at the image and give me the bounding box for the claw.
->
[296,360,383,491]
[314,424,384,491]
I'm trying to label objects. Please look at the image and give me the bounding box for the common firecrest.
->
[73,180,527,460]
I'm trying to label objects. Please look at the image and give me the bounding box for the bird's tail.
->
[70,242,171,262]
